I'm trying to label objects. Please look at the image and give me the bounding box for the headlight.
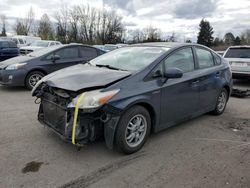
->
[68,89,120,110]
[5,63,27,70]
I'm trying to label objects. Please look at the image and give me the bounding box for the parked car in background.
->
[0,39,19,61]
[20,40,62,55]
[215,51,224,56]
[104,44,119,51]
[0,44,105,89]
[93,45,107,52]
[223,46,250,79]
[11,35,41,48]
[32,42,232,154]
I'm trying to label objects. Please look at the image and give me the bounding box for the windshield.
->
[224,48,250,58]
[27,45,61,57]
[30,41,50,47]
[90,46,169,71]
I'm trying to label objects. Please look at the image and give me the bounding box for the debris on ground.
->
[231,89,250,98]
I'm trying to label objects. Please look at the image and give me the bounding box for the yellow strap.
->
[72,93,86,145]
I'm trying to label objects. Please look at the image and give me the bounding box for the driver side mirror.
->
[51,54,60,62]
[164,68,183,79]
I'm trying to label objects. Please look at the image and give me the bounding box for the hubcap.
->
[217,92,227,112]
[29,74,43,87]
[125,114,147,148]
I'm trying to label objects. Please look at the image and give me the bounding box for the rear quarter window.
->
[213,53,221,65]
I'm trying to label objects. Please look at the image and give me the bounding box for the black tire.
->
[211,88,228,115]
[115,105,151,154]
[25,71,45,90]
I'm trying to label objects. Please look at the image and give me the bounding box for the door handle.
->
[215,71,221,77]
[192,79,200,84]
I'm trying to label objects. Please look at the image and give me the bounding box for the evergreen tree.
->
[234,36,241,45]
[197,19,214,47]
[224,32,235,45]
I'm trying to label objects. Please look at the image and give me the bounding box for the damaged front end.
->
[33,82,123,148]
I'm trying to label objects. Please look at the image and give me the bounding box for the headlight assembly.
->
[68,89,120,110]
[5,63,27,70]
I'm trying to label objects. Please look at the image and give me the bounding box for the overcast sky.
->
[1,0,250,41]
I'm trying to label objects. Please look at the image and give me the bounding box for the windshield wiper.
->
[95,64,127,71]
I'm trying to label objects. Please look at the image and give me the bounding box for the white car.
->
[223,46,250,79]
[20,40,62,55]
[11,35,41,48]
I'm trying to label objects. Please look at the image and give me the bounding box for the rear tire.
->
[115,106,151,154]
[211,88,228,115]
[25,71,45,90]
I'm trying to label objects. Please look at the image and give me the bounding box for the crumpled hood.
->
[36,64,131,92]
[0,55,33,69]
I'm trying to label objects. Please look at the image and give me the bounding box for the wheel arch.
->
[24,68,48,85]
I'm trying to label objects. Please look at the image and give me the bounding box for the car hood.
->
[20,46,44,50]
[0,55,33,69]
[224,57,250,63]
[34,64,131,92]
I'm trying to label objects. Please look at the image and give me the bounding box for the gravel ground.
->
[0,79,249,188]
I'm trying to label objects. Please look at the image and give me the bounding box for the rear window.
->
[224,48,250,58]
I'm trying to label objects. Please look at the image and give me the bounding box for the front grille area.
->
[42,99,67,135]
[20,49,33,55]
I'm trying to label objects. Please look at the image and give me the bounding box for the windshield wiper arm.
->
[95,64,127,71]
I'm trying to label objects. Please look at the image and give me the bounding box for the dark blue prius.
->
[32,43,233,154]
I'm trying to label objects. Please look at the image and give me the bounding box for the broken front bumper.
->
[38,95,123,148]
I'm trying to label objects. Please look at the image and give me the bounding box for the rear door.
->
[159,47,200,129]
[41,46,82,73]
[194,47,222,111]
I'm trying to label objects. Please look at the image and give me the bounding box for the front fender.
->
[104,95,159,149]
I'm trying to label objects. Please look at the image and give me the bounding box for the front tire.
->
[211,88,228,115]
[25,71,45,90]
[115,106,151,154]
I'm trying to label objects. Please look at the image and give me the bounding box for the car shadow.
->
[0,85,28,92]
[233,79,250,89]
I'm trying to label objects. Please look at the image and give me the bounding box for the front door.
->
[160,47,200,129]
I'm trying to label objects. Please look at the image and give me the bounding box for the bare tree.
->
[143,26,161,42]
[13,7,35,35]
[96,9,124,44]
[0,14,7,36]
[38,14,54,40]
[241,29,250,44]
[54,5,69,43]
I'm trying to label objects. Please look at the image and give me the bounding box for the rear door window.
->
[196,48,214,69]
[164,47,195,73]
[79,47,98,60]
[55,47,79,59]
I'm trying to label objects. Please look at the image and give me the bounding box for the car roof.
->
[0,38,14,42]
[228,45,250,48]
[130,42,205,48]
